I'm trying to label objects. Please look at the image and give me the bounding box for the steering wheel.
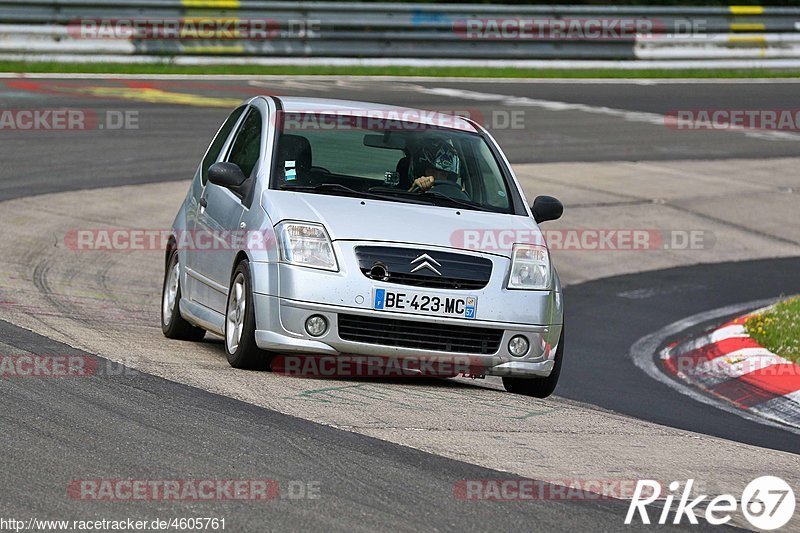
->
[430,179,471,201]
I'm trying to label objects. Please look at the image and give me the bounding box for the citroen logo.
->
[410,253,442,276]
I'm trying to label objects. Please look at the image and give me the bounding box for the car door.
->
[183,105,246,303]
[191,106,264,314]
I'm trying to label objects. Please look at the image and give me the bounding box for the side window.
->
[474,140,511,210]
[226,108,263,179]
[201,106,246,185]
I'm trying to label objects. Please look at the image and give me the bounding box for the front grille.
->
[355,246,492,290]
[338,314,502,354]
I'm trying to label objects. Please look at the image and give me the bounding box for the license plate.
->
[372,288,477,319]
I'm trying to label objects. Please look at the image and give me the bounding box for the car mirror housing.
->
[531,195,563,223]
[208,162,248,189]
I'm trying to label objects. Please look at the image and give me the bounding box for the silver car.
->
[161,96,565,397]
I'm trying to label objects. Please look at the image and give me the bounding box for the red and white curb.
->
[661,307,800,430]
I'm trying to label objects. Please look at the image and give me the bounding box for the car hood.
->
[262,190,543,258]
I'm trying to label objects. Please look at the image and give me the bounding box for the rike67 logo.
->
[625,476,795,530]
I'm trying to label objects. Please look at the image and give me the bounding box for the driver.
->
[408,140,462,192]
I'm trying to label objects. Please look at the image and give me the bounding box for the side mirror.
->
[208,162,247,189]
[532,195,563,223]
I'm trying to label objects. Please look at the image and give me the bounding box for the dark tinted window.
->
[271,113,515,213]
[226,108,263,179]
[201,106,245,185]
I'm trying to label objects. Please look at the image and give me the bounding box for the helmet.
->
[418,140,460,177]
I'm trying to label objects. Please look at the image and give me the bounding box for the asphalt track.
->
[2,77,800,201]
[561,256,800,454]
[1,76,798,530]
[1,319,657,532]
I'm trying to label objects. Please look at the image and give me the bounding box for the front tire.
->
[503,327,564,398]
[224,260,264,369]
[162,249,206,341]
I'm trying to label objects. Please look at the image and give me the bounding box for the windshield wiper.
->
[369,187,494,212]
[281,183,430,204]
[420,191,495,212]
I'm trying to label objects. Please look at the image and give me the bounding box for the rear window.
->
[303,129,403,180]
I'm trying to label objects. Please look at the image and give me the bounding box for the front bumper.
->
[248,242,563,378]
[252,293,562,378]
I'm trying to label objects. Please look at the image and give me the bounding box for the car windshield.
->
[271,112,517,213]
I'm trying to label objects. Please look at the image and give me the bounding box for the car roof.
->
[272,96,479,133]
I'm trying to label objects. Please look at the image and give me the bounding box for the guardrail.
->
[0,2,799,65]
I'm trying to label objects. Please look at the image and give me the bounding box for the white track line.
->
[413,85,800,141]
[629,297,800,436]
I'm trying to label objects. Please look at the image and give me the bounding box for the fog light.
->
[508,335,529,357]
[305,315,328,337]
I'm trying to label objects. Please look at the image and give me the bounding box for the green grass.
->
[745,296,800,364]
[2,61,800,78]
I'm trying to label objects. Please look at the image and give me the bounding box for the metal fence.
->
[0,1,799,63]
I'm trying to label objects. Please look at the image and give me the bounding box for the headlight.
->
[507,244,551,290]
[276,221,338,271]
